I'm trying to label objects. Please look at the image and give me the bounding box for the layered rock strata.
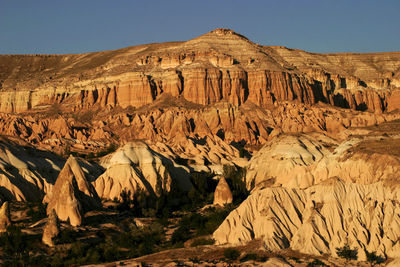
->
[0,29,399,113]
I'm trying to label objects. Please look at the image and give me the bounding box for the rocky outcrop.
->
[93,142,192,201]
[0,201,11,232]
[0,137,63,201]
[213,177,233,206]
[45,155,101,226]
[42,209,60,247]
[213,179,400,260]
[246,133,400,190]
[1,98,398,161]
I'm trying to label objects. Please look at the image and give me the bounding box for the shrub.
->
[222,165,249,204]
[336,244,358,261]
[307,259,327,266]
[224,248,240,261]
[190,237,214,247]
[0,225,28,258]
[366,250,385,265]
[240,253,258,262]
[27,202,47,222]
[95,143,118,158]
[58,228,78,243]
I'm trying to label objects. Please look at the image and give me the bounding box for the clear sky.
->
[0,0,399,54]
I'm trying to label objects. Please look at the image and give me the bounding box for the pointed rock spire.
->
[213,176,233,206]
[0,201,11,232]
[45,155,100,226]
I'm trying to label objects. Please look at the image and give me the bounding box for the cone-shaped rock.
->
[42,209,60,247]
[213,176,233,206]
[45,155,101,226]
[94,142,192,201]
[0,201,11,232]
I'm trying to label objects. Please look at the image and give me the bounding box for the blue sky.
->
[0,0,399,54]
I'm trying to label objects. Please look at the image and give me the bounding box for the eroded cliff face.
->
[213,179,400,260]
[1,29,400,113]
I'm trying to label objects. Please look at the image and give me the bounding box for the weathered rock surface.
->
[45,155,101,226]
[0,136,63,201]
[213,176,233,206]
[0,29,399,114]
[42,209,59,247]
[1,99,399,160]
[93,142,192,201]
[0,201,11,232]
[213,179,400,260]
[246,133,400,190]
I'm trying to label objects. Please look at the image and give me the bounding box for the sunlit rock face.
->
[93,142,192,201]
[214,179,400,260]
[0,202,11,232]
[44,155,101,226]
[213,176,233,206]
[0,28,399,113]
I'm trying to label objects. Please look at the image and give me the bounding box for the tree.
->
[222,164,249,204]
[365,250,384,266]
[224,248,240,261]
[336,244,358,261]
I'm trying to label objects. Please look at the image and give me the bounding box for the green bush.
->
[27,202,47,222]
[58,228,78,243]
[172,206,234,244]
[366,250,385,265]
[224,248,240,261]
[0,225,28,258]
[336,244,358,261]
[222,165,249,204]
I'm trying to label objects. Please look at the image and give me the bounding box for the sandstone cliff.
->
[0,29,399,114]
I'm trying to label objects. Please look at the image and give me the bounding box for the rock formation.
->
[93,142,192,201]
[0,29,399,114]
[213,179,400,260]
[0,201,11,232]
[0,137,62,201]
[213,176,233,206]
[0,28,399,264]
[42,209,60,247]
[246,133,400,190]
[45,155,100,226]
